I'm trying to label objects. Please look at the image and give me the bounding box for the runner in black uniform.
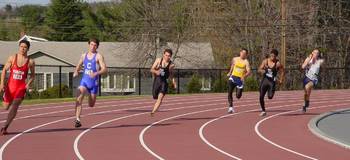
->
[150,49,176,116]
[258,49,285,116]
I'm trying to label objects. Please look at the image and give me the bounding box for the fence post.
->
[59,66,62,98]
[219,69,222,92]
[138,68,141,95]
[177,69,180,94]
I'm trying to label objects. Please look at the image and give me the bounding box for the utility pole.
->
[281,0,286,67]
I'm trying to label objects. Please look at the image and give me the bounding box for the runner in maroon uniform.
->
[0,40,35,135]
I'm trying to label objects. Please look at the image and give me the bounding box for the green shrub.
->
[244,76,259,91]
[25,89,40,99]
[25,85,72,99]
[187,74,202,93]
[212,75,228,93]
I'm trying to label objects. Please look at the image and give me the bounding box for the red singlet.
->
[3,54,29,103]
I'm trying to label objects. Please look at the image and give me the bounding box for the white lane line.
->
[254,101,350,160]
[138,98,301,160]
[140,95,350,160]
[74,102,227,160]
[0,96,226,160]
[0,96,224,125]
[74,96,309,159]
[139,106,227,160]
[0,95,204,114]
[199,97,350,159]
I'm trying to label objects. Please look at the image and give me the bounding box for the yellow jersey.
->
[232,58,246,78]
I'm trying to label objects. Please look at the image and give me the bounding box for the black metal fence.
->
[2,65,349,99]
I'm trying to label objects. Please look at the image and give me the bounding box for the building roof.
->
[18,35,49,42]
[0,41,215,69]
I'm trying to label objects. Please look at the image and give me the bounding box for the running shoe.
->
[75,120,82,128]
[0,127,8,135]
[302,106,307,113]
[260,111,267,116]
[228,107,234,114]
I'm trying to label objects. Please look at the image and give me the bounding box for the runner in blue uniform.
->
[73,38,107,127]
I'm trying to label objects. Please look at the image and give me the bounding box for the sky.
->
[0,0,113,7]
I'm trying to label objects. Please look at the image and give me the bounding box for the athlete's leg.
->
[259,78,269,112]
[151,93,165,116]
[152,78,161,100]
[304,82,313,105]
[75,86,87,126]
[236,88,243,99]
[303,81,313,112]
[2,99,23,134]
[267,81,276,99]
[2,88,12,110]
[227,80,235,107]
[235,78,243,99]
[151,82,167,116]
[88,94,97,107]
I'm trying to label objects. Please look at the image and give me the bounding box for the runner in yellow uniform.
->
[226,48,251,113]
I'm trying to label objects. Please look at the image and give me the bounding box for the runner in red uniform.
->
[0,40,35,135]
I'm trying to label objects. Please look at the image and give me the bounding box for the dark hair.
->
[164,49,173,56]
[270,49,279,56]
[88,38,100,48]
[19,39,30,49]
[241,48,248,54]
[313,48,322,59]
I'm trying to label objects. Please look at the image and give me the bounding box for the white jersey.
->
[305,59,322,80]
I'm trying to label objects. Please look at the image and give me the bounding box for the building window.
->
[101,74,109,89]
[201,77,211,91]
[34,73,44,91]
[45,73,53,89]
[102,73,136,92]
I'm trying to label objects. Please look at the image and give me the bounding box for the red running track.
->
[0,90,349,160]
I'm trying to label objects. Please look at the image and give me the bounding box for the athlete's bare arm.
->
[0,55,14,92]
[73,53,85,78]
[227,57,236,76]
[26,59,35,89]
[90,53,107,78]
[150,58,161,76]
[169,63,177,89]
[242,60,251,81]
[258,59,267,75]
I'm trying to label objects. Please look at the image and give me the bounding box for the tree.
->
[45,0,84,41]
[18,5,47,31]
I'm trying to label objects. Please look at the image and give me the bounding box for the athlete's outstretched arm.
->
[0,56,13,92]
[26,59,35,89]
[73,54,84,77]
[169,64,177,89]
[258,59,267,75]
[150,58,161,76]
[227,58,235,76]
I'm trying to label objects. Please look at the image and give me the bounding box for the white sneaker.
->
[259,111,267,116]
[228,107,234,114]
